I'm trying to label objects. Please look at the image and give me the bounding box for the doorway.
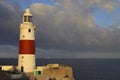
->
[21,66,24,72]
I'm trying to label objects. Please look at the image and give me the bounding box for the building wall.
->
[0,66,15,71]
[34,64,74,80]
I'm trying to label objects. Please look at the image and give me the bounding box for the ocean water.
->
[0,58,120,80]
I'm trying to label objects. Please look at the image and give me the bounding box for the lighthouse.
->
[0,8,75,80]
[18,8,36,73]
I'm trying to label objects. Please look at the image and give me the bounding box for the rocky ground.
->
[0,71,29,80]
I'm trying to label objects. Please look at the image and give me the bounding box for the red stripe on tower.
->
[19,40,35,54]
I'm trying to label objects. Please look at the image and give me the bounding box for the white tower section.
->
[18,8,36,73]
[20,9,35,40]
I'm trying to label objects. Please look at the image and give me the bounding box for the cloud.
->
[29,0,120,52]
[30,3,95,50]
[53,0,117,12]
[85,0,116,11]
[0,0,120,58]
[0,45,18,58]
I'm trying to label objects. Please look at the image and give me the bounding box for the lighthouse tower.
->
[18,8,36,73]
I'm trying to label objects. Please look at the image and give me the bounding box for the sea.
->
[0,58,120,80]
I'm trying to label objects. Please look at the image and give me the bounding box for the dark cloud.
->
[0,1,22,45]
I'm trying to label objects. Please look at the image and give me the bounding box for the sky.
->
[1,0,120,58]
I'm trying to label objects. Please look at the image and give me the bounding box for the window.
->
[28,29,31,32]
[28,16,32,22]
[22,35,25,38]
[53,78,56,80]
[38,71,41,75]
[21,56,24,59]
[24,16,32,22]
[24,16,27,22]
[64,75,69,78]
[49,78,52,80]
